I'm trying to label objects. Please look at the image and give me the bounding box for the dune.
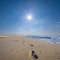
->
[0,35,60,60]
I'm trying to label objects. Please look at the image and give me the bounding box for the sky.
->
[0,0,60,36]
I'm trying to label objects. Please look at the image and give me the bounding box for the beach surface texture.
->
[0,35,60,60]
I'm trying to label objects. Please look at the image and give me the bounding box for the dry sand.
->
[0,35,60,60]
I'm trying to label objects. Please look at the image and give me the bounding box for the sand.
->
[0,35,60,60]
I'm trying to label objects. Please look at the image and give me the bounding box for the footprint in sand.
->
[22,41,25,45]
[58,58,60,60]
[13,40,19,42]
[39,51,42,54]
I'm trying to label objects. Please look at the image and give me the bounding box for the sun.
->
[27,15,32,20]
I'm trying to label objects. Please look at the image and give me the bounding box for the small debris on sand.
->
[33,54,38,59]
[32,51,35,56]
[29,51,38,59]
[31,50,38,59]
[31,44,33,47]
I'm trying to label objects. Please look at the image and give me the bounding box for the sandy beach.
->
[0,35,60,60]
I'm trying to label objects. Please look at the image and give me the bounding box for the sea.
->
[26,36,60,45]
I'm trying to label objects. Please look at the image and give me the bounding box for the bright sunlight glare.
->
[27,15,32,20]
